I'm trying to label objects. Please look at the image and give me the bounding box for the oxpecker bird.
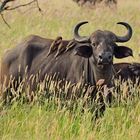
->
[47,36,62,56]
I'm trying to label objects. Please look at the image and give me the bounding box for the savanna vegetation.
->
[0,0,140,139]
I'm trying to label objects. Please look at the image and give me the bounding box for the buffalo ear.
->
[74,45,93,58]
[114,46,133,58]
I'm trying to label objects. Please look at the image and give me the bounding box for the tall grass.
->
[0,79,140,140]
[0,0,140,139]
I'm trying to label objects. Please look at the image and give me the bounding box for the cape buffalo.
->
[114,62,140,84]
[0,21,133,116]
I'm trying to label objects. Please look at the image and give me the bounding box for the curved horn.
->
[73,21,90,43]
[116,22,132,42]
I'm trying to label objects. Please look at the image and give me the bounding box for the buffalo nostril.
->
[108,55,112,60]
[99,55,102,59]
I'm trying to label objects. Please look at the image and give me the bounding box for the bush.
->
[73,0,117,8]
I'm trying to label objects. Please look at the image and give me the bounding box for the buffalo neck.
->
[89,57,113,87]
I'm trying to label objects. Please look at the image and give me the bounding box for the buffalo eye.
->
[91,42,96,47]
[91,41,100,48]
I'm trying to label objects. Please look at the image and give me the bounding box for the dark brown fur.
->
[114,62,140,83]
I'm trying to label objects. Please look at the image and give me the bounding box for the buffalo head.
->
[73,21,133,86]
[74,21,133,67]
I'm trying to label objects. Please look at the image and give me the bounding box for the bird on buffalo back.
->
[47,36,62,56]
